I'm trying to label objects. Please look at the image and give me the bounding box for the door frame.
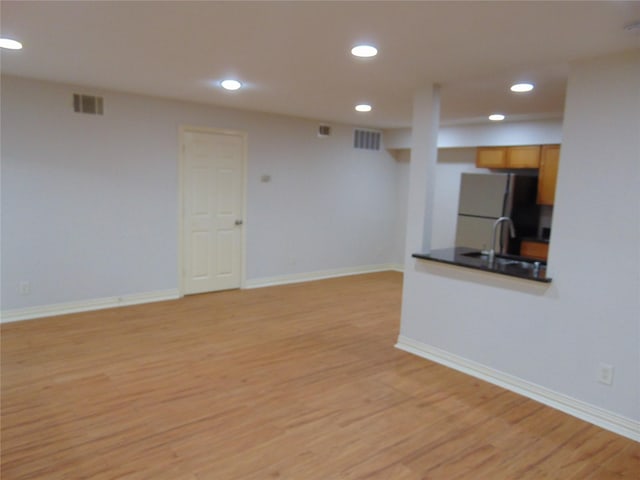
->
[178,125,248,296]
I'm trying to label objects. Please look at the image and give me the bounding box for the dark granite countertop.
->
[412,247,552,283]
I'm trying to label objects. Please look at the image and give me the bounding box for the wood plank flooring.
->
[1,272,638,479]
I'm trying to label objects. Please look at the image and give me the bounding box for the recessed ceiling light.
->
[355,104,372,113]
[488,114,505,121]
[510,83,534,93]
[351,45,378,58]
[220,79,242,91]
[0,38,23,50]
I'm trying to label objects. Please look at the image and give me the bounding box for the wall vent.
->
[318,124,331,137]
[353,129,381,151]
[73,93,104,115]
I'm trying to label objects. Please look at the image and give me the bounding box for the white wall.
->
[413,144,560,252]
[431,148,482,249]
[390,149,410,265]
[384,128,413,150]
[437,118,563,148]
[385,118,563,150]
[387,119,563,257]
[1,76,401,313]
[390,147,487,262]
[399,51,640,438]
[388,118,564,260]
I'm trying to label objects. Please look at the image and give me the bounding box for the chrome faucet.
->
[488,216,516,262]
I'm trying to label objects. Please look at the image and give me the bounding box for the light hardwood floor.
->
[1,272,638,479]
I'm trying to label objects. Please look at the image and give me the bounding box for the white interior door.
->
[182,129,244,294]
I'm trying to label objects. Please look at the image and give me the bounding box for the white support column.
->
[403,84,440,263]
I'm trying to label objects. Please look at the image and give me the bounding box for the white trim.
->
[395,335,640,442]
[178,126,248,295]
[245,264,401,289]
[389,263,404,272]
[1,289,180,324]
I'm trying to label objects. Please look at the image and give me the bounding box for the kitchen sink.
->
[461,251,544,270]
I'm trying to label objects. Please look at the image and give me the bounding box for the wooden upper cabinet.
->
[507,145,541,168]
[476,145,540,169]
[537,144,560,205]
[476,147,508,168]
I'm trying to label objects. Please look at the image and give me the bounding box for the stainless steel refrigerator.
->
[455,173,539,254]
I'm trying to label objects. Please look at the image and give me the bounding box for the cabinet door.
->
[521,241,549,261]
[507,145,541,168]
[476,147,507,168]
[537,145,560,205]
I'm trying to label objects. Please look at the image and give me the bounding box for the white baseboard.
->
[245,263,402,289]
[1,265,406,322]
[1,289,181,324]
[395,335,640,442]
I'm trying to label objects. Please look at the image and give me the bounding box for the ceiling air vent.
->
[318,124,331,137]
[73,93,104,115]
[353,129,381,151]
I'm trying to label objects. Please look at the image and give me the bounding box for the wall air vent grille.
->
[318,125,331,137]
[353,129,381,151]
[73,94,104,115]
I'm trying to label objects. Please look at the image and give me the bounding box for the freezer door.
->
[455,216,497,250]
[458,173,509,217]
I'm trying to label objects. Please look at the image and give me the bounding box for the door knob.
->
[235,219,244,226]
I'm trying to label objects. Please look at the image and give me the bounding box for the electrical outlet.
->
[597,363,614,386]
[18,280,31,295]
[19,281,31,295]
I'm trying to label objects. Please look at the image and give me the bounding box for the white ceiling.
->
[1,1,639,129]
